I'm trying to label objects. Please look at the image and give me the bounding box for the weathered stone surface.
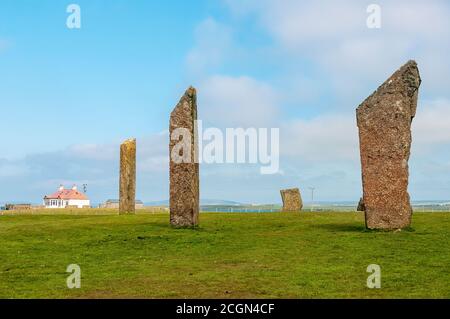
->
[169,87,199,227]
[119,138,136,214]
[357,60,421,230]
[280,188,303,212]
[357,198,365,212]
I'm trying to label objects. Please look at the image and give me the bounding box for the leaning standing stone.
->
[357,60,421,230]
[169,87,199,227]
[119,138,136,214]
[280,188,303,212]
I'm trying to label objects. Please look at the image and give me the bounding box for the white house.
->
[43,185,90,209]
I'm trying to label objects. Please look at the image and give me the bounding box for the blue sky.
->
[1,0,450,204]
[0,0,210,155]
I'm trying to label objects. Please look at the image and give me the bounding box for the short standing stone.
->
[280,188,303,212]
[357,198,365,212]
[119,138,136,214]
[169,87,199,227]
[357,60,421,230]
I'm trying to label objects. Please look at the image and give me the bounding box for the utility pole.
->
[309,187,315,212]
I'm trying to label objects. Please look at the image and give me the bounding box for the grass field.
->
[0,211,449,299]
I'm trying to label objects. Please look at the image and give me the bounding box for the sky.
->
[1,0,450,205]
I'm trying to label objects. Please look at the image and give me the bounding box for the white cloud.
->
[253,0,363,46]
[138,131,169,173]
[0,160,29,178]
[278,98,450,163]
[413,99,450,150]
[224,0,450,96]
[281,114,359,162]
[199,75,279,127]
[225,0,450,50]
[186,18,233,75]
[68,143,117,161]
[67,131,169,169]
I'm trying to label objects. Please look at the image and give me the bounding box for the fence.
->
[200,205,450,213]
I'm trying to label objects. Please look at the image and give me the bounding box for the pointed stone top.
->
[357,60,421,114]
[389,59,420,89]
[185,86,197,97]
[403,59,418,68]
[379,60,420,94]
[171,86,198,119]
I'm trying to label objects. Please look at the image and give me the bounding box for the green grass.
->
[0,211,449,299]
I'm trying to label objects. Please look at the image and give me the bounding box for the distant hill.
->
[145,199,244,207]
[146,200,450,207]
[143,200,169,207]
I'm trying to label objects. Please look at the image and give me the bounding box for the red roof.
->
[44,189,88,200]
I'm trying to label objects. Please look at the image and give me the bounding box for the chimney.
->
[72,185,78,191]
[59,185,64,191]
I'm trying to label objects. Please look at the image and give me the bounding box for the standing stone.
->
[280,188,303,212]
[357,60,421,230]
[119,138,136,214]
[169,87,199,227]
[357,198,365,212]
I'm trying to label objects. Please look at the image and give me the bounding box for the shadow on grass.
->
[142,221,206,232]
[314,223,368,233]
[315,224,416,233]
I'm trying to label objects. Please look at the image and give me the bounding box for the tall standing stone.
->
[357,60,421,230]
[119,138,136,214]
[280,188,303,212]
[169,87,199,227]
